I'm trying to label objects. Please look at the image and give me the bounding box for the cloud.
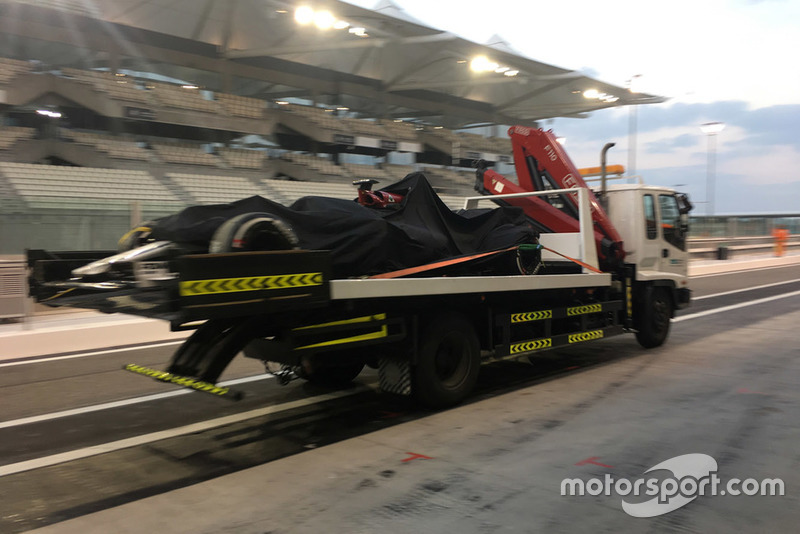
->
[645,133,696,153]
[546,100,800,213]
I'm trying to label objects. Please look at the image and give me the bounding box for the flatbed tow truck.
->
[27,127,692,408]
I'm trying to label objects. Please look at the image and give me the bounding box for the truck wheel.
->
[209,212,298,253]
[297,362,365,387]
[636,287,671,348]
[413,313,480,409]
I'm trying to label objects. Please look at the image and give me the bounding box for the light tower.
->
[700,121,725,216]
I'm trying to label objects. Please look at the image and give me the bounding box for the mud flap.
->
[378,357,411,396]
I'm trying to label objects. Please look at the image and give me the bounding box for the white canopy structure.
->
[0,0,664,128]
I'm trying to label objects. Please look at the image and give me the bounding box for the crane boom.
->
[476,126,625,269]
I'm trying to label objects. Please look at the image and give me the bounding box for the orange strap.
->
[368,243,604,279]
[368,246,519,279]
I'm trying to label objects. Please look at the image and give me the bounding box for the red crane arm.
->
[477,126,625,268]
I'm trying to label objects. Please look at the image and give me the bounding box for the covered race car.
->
[29,172,543,320]
[136,172,539,278]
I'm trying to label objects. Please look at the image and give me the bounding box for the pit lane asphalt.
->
[2,264,799,533]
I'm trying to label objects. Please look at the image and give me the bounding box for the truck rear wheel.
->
[636,287,671,348]
[413,313,480,409]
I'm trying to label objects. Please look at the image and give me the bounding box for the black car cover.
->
[149,173,538,278]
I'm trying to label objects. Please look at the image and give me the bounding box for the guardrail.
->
[689,234,800,259]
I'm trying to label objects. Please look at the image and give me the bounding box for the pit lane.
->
[1,264,799,533]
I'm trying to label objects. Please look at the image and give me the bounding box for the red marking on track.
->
[575,456,613,468]
[402,452,433,463]
[379,411,404,419]
[564,366,579,371]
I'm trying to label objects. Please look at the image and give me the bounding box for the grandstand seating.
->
[262,179,357,204]
[341,118,389,138]
[0,162,181,210]
[425,128,512,155]
[148,82,220,113]
[379,120,421,142]
[0,127,36,150]
[423,166,475,186]
[153,143,220,166]
[95,74,153,105]
[383,164,416,180]
[63,130,151,161]
[216,93,265,119]
[168,173,264,204]
[341,162,391,181]
[60,69,154,105]
[219,147,266,169]
[282,153,347,177]
[0,57,32,85]
[283,104,349,133]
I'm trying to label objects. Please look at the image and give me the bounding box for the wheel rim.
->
[433,332,471,389]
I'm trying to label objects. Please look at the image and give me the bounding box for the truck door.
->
[657,193,689,277]
[637,193,662,272]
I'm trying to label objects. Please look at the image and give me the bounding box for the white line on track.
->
[0,341,185,368]
[0,384,374,477]
[3,278,798,477]
[693,278,800,301]
[0,374,274,430]
[675,289,800,322]
[692,263,800,279]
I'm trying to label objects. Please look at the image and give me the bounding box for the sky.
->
[344,0,800,215]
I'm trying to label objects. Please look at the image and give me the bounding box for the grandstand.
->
[0,0,654,254]
[0,162,180,210]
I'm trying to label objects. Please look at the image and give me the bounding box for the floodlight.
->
[294,6,314,25]
[314,10,335,29]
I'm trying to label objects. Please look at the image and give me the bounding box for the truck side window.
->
[659,194,685,250]
[644,194,657,239]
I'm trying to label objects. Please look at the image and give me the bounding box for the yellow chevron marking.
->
[179,272,323,296]
[509,337,552,354]
[568,329,604,343]
[511,310,552,323]
[567,304,603,316]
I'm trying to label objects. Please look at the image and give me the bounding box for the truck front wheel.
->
[413,313,480,409]
[635,286,671,348]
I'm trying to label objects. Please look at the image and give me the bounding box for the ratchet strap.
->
[368,243,602,280]
[368,245,521,279]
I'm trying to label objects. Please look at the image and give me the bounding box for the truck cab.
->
[603,184,692,310]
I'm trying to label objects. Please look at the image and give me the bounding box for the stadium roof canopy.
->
[1,0,665,128]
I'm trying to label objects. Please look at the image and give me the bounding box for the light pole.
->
[699,122,725,216]
[627,74,642,183]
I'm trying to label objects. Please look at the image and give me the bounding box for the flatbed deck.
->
[330,272,612,299]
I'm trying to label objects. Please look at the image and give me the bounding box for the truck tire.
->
[296,362,365,387]
[209,212,298,253]
[635,286,671,348]
[412,313,480,409]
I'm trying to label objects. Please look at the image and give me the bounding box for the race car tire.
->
[209,212,299,253]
